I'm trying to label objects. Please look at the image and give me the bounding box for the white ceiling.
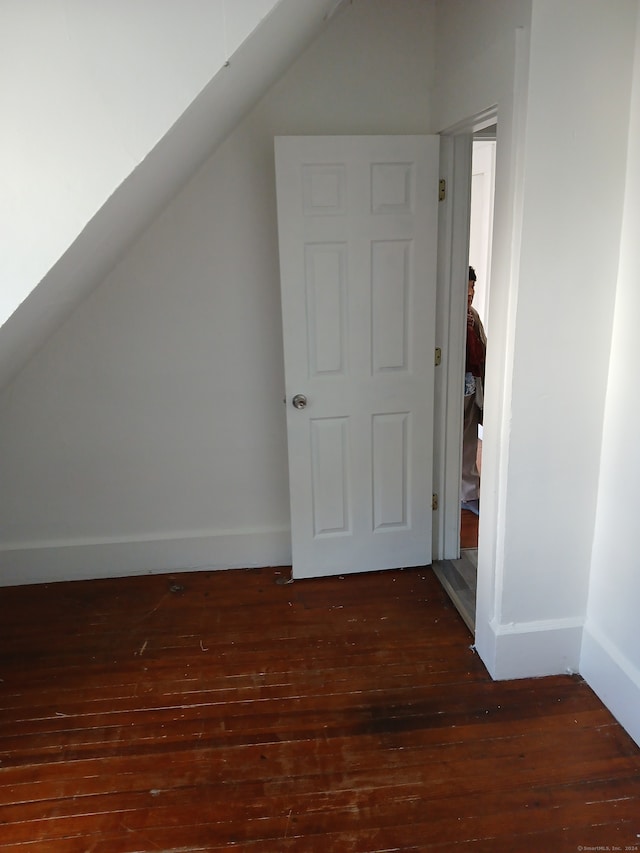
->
[0,0,339,391]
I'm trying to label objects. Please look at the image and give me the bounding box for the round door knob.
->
[292,394,307,410]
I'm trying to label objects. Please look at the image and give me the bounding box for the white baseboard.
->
[580,623,640,749]
[0,528,292,587]
[476,616,584,681]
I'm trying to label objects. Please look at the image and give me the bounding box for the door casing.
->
[433,108,498,564]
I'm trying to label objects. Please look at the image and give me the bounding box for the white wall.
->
[0,0,352,396]
[0,0,283,329]
[434,0,531,131]
[435,0,534,674]
[495,0,636,673]
[581,7,640,748]
[434,0,638,681]
[0,0,436,585]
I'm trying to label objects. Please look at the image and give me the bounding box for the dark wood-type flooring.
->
[460,510,479,550]
[1,566,639,851]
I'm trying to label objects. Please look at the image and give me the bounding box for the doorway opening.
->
[432,118,497,634]
[461,124,496,552]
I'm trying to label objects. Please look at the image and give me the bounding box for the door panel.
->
[275,135,439,579]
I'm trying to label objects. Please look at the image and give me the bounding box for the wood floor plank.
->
[0,566,638,851]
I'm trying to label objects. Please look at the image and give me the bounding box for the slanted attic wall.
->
[0,0,436,585]
[0,0,341,390]
[1,0,280,326]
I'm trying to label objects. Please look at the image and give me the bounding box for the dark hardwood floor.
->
[460,509,479,550]
[1,566,638,851]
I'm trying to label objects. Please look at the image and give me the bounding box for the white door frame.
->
[433,109,498,563]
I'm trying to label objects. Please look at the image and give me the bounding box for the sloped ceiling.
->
[0,0,342,392]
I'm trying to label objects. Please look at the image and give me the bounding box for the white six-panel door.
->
[275,136,439,579]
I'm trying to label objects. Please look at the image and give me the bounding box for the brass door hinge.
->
[432,493,439,511]
[434,347,442,366]
[438,179,446,201]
